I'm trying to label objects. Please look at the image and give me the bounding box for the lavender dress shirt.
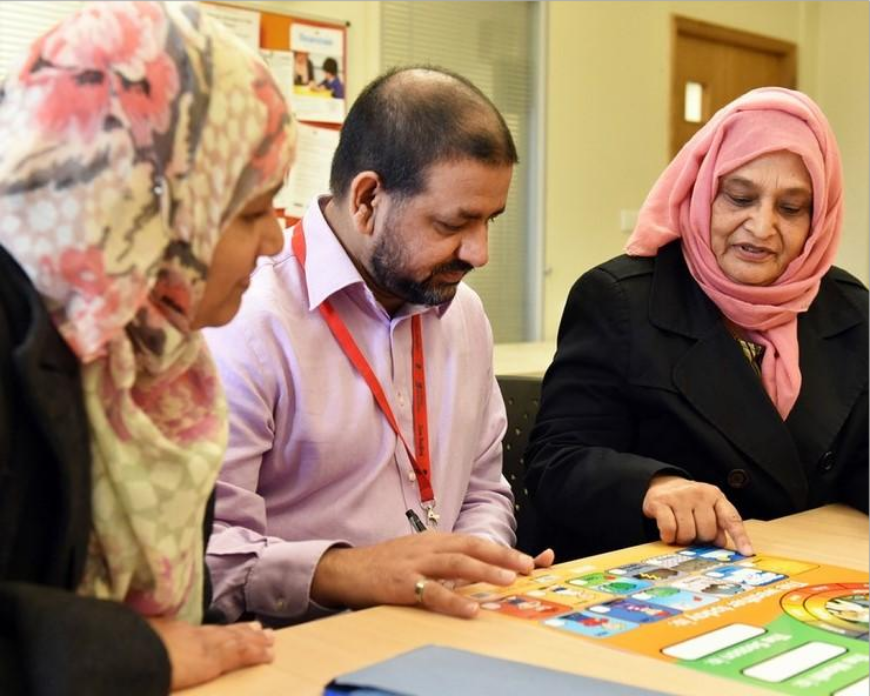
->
[203,198,516,623]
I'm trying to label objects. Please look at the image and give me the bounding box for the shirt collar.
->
[296,196,367,312]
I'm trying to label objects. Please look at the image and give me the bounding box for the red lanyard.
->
[291,222,437,521]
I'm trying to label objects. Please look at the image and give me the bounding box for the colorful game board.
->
[461,544,869,695]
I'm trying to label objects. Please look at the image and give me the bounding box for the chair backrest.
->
[496,374,543,555]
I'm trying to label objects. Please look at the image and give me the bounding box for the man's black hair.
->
[329,65,518,200]
[323,57,338,76]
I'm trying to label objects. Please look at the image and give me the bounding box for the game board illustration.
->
[461,544,869,695]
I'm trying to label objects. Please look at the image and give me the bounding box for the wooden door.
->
[671,16,796,158]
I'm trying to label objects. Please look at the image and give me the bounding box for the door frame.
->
[670,16,797,157]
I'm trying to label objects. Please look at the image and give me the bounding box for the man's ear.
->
[348,171,382,236]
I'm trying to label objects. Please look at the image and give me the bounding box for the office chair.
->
[496,374,545,555]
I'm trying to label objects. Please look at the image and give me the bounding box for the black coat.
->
[0,246,170,695]
[526,242,868,561]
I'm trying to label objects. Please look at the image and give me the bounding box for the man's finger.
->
[420,552,517,587]
[415,578,478,619]
[432,534,534,574]
[533,548,555,569]
[714,497,754,556]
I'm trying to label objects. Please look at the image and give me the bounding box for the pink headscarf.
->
[626,87,843,419]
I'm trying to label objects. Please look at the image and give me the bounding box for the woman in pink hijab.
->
[526,88,867,563]
[0,2,296,694]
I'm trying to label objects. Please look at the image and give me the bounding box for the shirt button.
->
[727,469,750,489]
[275,598,285,610]
[817,451,835,473]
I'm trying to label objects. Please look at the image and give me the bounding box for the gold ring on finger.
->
[414,578,429,605]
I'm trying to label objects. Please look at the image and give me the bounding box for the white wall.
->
[813,2,869,285]
[543,0,869,338]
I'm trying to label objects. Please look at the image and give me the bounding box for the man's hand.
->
[147,617,274,691]
[642,475,754,556]
[311,532,536,619]
[532,548,556,569]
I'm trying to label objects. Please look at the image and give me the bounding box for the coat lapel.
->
[650,244,808,508]
[785,277,867,467]
[8,256,92,587]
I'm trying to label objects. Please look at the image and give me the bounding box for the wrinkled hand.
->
[147,617,274,691]
[642,475,754,556]
[311,532,535,619]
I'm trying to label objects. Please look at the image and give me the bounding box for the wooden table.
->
[186,505,868,695]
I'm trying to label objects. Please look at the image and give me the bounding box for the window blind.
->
[381,1,537,342]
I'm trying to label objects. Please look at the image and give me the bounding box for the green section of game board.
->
[680,614,868,695]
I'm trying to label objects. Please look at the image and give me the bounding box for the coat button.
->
[817,451,835,473]
[727,469,749,489]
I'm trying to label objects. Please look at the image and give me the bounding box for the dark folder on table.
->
[324,644,667,695]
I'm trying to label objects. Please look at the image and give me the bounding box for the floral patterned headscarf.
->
[0,1,295,622]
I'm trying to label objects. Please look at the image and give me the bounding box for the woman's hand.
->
[147,617,274,691]
[642,475,754,556]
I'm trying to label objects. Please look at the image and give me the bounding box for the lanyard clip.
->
[425,502,439,528]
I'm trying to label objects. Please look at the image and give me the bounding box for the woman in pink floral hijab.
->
[525,88,867,565]
[0,1,295,691]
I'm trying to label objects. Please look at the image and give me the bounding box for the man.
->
[204,66,551,626]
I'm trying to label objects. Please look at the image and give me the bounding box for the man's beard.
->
[370,222,474,307]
